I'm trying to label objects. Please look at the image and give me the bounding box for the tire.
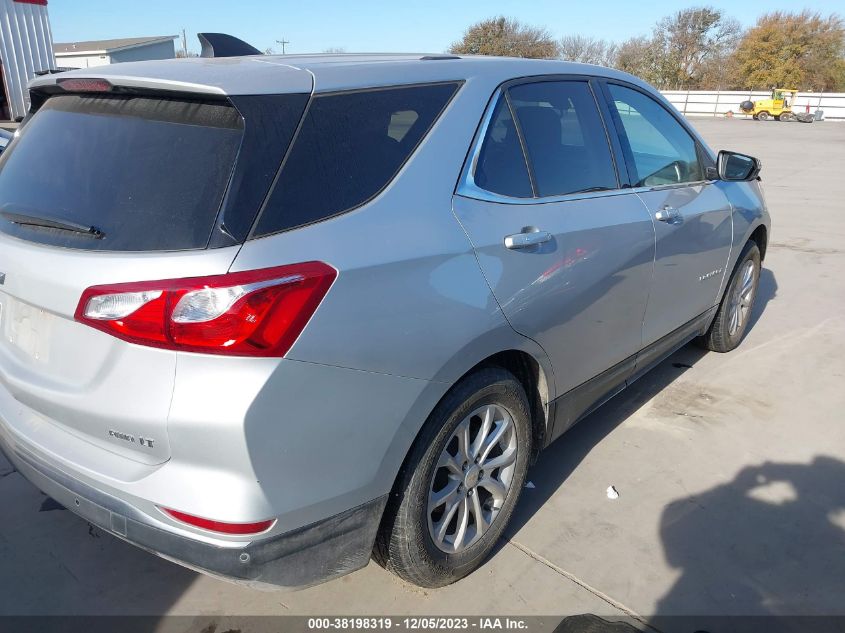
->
[375,367,532,588]
[780,112,796,122]
[698,241,761,353]
[757,111,771,121]
[752,114,759,120]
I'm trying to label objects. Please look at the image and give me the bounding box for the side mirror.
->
[717,150,762,181]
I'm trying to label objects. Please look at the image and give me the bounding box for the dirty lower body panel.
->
[0,436,387,590]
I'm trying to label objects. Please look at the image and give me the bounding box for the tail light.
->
[160,507,276,536]
[74,262,336,357]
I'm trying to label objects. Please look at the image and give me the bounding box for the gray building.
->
[53,35,177,69]
[0,0,55,120]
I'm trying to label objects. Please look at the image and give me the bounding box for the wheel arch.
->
[383,341,555,507]
[431,344,554,464]
[749,223,768,261]
[372,342,554,555]
[463,349,552,464]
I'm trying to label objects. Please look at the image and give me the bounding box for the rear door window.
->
[0,94,244,251]
[508,81,618,197]
[606,84,703,187]
[253,82,460,237]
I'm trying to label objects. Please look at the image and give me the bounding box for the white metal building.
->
[53,35,178,69]
[0,0,55,121]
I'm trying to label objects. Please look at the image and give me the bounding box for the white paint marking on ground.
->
[506,539,658,631]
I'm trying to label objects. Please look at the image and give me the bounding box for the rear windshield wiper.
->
[0,211,105,239]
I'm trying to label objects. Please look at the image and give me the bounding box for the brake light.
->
[161,507,276,535]
[74,262,336,357]
[56,78,113,93]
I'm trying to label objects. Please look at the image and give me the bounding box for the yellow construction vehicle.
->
[739,88,800,121]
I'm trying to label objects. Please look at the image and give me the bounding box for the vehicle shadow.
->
[747,266,776,333]
[651,455,845,621]
[0,455,198,617]
[501,342,708,544]
[501,266,777,542]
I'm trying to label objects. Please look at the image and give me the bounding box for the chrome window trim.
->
[456,179,718,206]
[458,88,510,200]
[629,180,714,194]
[457,183,636,206]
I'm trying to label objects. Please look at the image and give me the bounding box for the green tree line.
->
[449,9,845,91]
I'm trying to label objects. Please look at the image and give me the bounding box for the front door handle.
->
[504,230,552,249]
[654,206,682,223]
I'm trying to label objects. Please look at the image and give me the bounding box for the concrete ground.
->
[1,118,844,626]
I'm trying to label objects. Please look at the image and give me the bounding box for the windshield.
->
[0,94,244,251]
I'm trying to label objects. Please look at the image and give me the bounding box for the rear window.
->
[0,94,243,251]
[253,82,460,237]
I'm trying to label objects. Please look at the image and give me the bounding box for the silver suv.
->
[0,53,769,589]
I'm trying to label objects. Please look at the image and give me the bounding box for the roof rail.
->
[198,33,262,58]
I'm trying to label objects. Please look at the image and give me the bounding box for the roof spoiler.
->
[198,33,262,58]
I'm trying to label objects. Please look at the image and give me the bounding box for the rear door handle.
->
[654,206,682,223]
[504,230,552,249]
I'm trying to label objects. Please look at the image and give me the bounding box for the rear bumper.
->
[0,434,386,590]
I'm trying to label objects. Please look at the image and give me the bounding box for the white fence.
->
[661,90,845,122]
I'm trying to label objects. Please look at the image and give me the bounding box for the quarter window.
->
[473,96,533,198]
[607,84,703,187]
[508,81,618,197]
[253,82,460,237]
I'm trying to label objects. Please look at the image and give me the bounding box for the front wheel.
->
[757,111,771,121]
[699,241,761,352]
[375,368,532,588]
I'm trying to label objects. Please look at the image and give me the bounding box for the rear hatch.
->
[0,85,303,465]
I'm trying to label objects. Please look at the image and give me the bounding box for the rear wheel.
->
[757,111,771,121]
[699,241,761,353]
[780,112,796,122]
[375,368,532,588]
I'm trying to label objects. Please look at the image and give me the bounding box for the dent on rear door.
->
[453,192,655,396]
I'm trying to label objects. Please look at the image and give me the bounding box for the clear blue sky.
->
[48,0,842,55]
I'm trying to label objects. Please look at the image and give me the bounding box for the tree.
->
[611,7,741,88]
[559,35,618,66]
[615,36,662,85]
[323,47,347,54]
[729,11,845,91]
[650,7,742,89]
[449,17,560,58]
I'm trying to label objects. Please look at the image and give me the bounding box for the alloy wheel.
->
[728,260,756,336]
[427,404,518,553]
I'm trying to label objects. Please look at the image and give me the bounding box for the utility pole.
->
[276,38,290,54]
[181,29,188,57]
